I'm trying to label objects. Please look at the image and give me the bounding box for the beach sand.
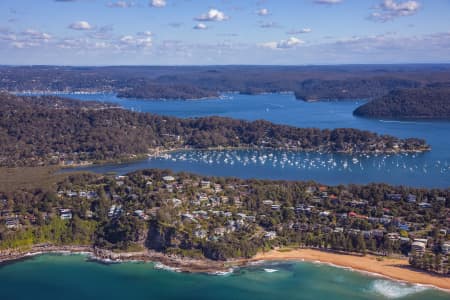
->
[250,249,450,290]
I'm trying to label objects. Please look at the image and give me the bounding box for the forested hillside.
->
[0,93,428,167]
[353,87,450,119]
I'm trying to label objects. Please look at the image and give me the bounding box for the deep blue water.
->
[0,254,448,300]
[56,93,450,188]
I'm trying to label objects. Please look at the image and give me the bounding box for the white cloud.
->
[193,23,208,30]
[22,29,52,41]
[88,25,114,40]
[195,9,229,22]
[92,41,110,49]
[314,0,343,4]
[119,34,153,49]
[69,21,93,30]
[260,37,304,49]
[11,42,26,49]
[259,21,280,29]
[288,28,312,34]
[11,41,40,49]
[57,38,113,50]
[150,0,166,8]
[0,33,16,41]
[370,0,420,22]
[257,8,269,16]
[0,28,51,49]
[137,31,153,37]
[108,1,135,8]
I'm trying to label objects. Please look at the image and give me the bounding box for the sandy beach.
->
[250,248,450,291]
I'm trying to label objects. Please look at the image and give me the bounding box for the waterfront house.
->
[134,210,144,217]
[162,175,175,182]
[271,204,281,210]
[214,184,222,193]
[59,208,73,220]
[398,224,410,231]
[411,241,426,253]
[201,180,211,189]
[348,212,368,220]
[435,196,446,202]
[194,229,207,239]
[262,200,274,205]
[319,211,331,217]
[387,232,400,241]
[108,205,122,218]
[442,242,450,254]
[418,202,432,209]
[171,198,182,207]
[333,227,344,233]
[407,194,417,203]
[370,229,385,238]
[214,227,226,236]
[386,193,402,201]
[400,237,410,244]
[181,213,197,222]
[263,231,277,240]
[5,217,19,229]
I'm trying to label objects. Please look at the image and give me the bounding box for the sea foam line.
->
[293,259,450,294]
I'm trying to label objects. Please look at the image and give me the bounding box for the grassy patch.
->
[0,167,60,192]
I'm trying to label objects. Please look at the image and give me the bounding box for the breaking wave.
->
[371,280,428,299]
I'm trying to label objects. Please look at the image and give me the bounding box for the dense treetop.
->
[354,87,450,119]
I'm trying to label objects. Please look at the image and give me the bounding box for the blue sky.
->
[0,0,449,65]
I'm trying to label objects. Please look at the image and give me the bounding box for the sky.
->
[0,0,449,65]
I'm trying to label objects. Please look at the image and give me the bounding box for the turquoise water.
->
[0,254,448,300]
[58,93,450,187]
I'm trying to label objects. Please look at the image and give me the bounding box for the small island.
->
[116,83,219,100]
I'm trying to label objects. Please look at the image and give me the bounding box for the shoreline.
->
[0,245,231,274]
[60,143,432,172]
[247,248,450,292]
[1,246,448,291]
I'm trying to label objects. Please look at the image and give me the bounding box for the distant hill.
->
[353,87,450,119]
[2,65,450,101]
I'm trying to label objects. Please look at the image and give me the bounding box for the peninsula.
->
[354,86,450,119]
[0,93,429,168]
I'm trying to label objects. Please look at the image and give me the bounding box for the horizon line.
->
[1,63,450,68]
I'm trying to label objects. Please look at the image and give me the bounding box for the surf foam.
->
[371,280,428,299]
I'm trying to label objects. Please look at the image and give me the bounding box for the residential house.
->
[60,208,73,220]
[264,231,277,240]
[411,241,426,253]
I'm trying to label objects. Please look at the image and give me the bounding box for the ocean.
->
[0,254,448,300]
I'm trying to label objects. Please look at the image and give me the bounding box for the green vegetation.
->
[0,93,428,167]
[117,83,218,100]
[1,169,448,275]
[0,218,96,250]
[354,87,450,119]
